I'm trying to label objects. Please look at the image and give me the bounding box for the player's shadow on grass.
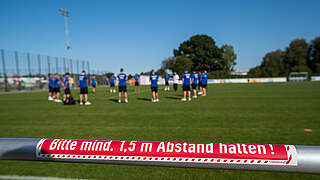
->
[173,93,183,97]
[109,99,119,103]
[165,96,181,100]
[137,97,151,102]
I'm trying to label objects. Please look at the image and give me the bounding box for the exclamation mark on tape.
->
[269,144,275,155]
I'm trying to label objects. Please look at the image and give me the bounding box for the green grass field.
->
[0,82,320,179]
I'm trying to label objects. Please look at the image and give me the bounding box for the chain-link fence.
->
[0,49,106,92]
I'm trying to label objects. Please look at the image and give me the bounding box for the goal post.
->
[288,72,308,81]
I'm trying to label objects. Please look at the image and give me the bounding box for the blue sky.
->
[0,0,319,74]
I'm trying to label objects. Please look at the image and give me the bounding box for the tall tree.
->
[105,72,114,78]
[156,69,166,76]
[221,44,237,72]
[283,39,311,74]
[248,66,262,77]
[248,37,320,77]
[174,56,193,75]
[161,56,192,74]
[260,50,285,77]
[161,57,176,73]
[308,37,320,73]
[173,35,223,72]
[248,50,285,77]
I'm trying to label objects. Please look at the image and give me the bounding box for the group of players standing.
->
[114,68,208,103]
[47,70,96,105]
[47,68,208,104]
[179,70,208,101]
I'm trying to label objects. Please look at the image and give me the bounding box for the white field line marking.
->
[0,175,89,180]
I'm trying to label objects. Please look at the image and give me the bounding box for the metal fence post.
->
[87,61,90,75]
[1,49,8,92]
[27,53,31,76]
[55,57,59,74]
[0,50,4,75]
[70,59,73,74]
[47,56,50,74]
[70,59,75,87]
[37,54,41,76]
[63,57,66,73]
[14,51,20,77]
[76,60,79,74]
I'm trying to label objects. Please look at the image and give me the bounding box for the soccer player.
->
[134,73,140,92]
[149,70,159,102]
[117,68,128,103]
[201,70,208,96]
[181,70,192,101]
[91,75,96,93]
[109,75,116,93]
[191,70,199,98]
[53,73,62,103]
[61,74,65,98]
[78,70,91,105]
[164,73,170,91]
[63,73,71,101]
[173,72,179,92]
[48,73,54,100]
[198,71,203,95]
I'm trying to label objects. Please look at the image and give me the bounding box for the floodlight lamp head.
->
[59,8,69,16]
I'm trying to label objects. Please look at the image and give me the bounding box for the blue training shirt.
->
[61,77,65,85]
[63,77,70,89]
[109,77,115,84]
[134,75,139,82]
[91,78,96,85]
[201,73,208,84]
[48,77,54,87]
[165,75,170,82]
[191,73,199,85]
[149,74,159,87]
[79,74,88,88]
[53,77,60,88]
[182,72,191,86]
[117,73,127,87]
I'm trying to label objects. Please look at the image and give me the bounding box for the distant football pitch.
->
[0,82,319,180]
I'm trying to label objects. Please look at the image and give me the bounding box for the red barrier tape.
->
[36,139,297,166]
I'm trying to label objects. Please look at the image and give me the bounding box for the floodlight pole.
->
[59,8,71,73]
